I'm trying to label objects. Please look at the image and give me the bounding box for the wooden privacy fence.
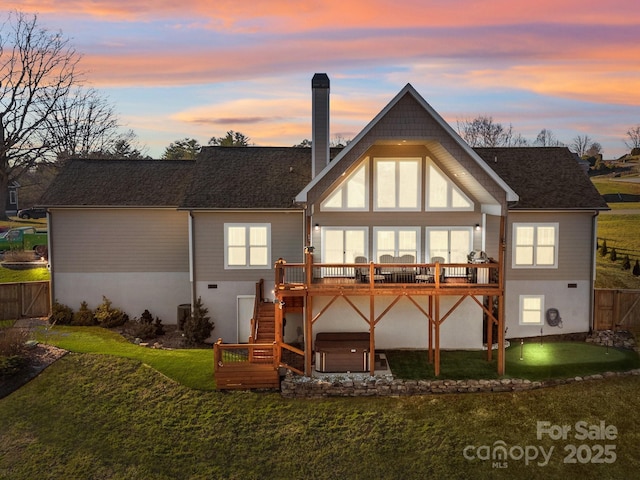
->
[594,289,640,334]
[0,281,51,320]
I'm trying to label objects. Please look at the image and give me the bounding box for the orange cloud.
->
[9,0,640,29]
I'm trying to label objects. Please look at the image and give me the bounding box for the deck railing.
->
[275,259,500,291]
[214,339,278,368]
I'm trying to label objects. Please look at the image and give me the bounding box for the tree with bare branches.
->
[0,11,79,219]
[571,135,594,157]
[533,129,564,147]
[456,116,526,147]
[624,125,640,151]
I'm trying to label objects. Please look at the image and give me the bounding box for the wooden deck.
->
[214,257,506,389]
[276,260,500,296]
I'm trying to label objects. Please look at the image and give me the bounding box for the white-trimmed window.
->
[513,223,558,268]
[374,157,421,211]
[374,227,419,262]
[426,159,473,211]
[425,227,472,263]
[519,295,544,325]
[321,227,368,264]
[321,162,368,211]
[225,224,271,269]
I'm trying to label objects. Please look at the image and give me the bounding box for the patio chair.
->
[416,256,445,283]
[355,255,384,283]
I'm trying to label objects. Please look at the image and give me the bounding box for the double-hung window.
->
[520,295,544,325]
[225,224,270,269]
[513,223,558,268]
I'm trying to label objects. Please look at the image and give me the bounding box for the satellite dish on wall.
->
[546,308,562,328]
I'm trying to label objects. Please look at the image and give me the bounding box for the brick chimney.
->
[312,73,330,178]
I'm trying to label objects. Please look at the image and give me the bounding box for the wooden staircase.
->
[255,302,276,343]
[252,302,277,363]
[214,281,306,390]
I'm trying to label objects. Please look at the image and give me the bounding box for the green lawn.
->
[1,353,639,479]
[386,343,640,381]
[35,325,215,390]
[0,266,50,283]
[591,176,640,289]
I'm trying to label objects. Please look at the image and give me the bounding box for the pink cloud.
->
[9,1,640,28]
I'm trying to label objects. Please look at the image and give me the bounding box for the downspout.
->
[589,211,599,332]
[188,211,196,314]
[46,210,54,310]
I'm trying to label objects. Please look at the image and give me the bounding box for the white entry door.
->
[237,295,255,343]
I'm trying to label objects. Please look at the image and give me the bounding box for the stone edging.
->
[280,369,640,398]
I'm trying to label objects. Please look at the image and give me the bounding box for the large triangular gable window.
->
[321,161,368,211]
[426,159,473,211]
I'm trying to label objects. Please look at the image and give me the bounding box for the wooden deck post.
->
[434,295,441,377]
[304,249,314,376]
[497,214,506,376]
[275,296,283,367]
[428,295,433,364]
[497,294,505,375]
[486,295,493,362]
[369,293,375,376]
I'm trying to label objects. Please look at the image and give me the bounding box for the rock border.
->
[281,368,640,398]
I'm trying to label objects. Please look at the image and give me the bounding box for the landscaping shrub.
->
[49,301,74,325]
[0,355,26,377]
[72,301,96,326]
[599,239,608,257]
[183,297,214,346]
[634,260,640,277]
[0,326,29,357]
[622,255,631,270]
[610,247,617,262]
[94,296,129,328]
[131,309,165,340]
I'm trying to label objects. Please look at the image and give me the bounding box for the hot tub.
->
[314,332,370,373]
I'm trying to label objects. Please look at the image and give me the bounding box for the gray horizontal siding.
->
[193,211,304,280]
[505,211,595,281]
[51,208,189,273]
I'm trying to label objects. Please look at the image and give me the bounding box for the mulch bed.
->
[0,343,67,399]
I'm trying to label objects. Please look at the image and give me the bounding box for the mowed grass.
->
[591,176,640,289]
[1,353,639,479]
[387,343,640,382]
[35,325,215,391]
[0,266,50,283]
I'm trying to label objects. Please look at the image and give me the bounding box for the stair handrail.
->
[249,279,264,343]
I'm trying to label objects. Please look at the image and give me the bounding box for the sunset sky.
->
[4,1,640,158]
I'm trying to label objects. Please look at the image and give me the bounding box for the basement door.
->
[237,295,255,343]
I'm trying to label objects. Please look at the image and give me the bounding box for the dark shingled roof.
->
[180,147,340,209]
[39,158,194,207]
[40,147,606,212]
[474,147,609,210]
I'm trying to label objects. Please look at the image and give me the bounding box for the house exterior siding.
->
[50,208,189,273]
[192,210,304,341]
[503,211,597,337]
[50,208,190,322]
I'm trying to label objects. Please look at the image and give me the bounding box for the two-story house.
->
[40,74,607,385]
